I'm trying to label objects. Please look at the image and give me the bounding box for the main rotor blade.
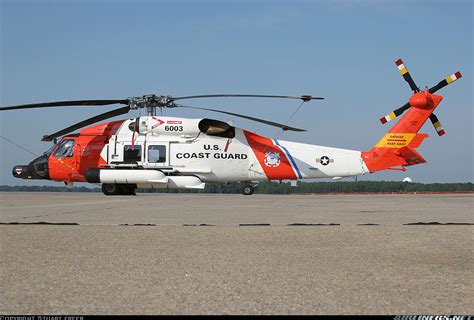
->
[172,94,324,102]
[41,106,130,141]
[428,71,462,94]
[395,59,419,93]
[0,99,129,111]
[176,104,306,132]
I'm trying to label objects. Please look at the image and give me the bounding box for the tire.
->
[119,184,137,196]
[102,183,120,196]
[241,185,254,196]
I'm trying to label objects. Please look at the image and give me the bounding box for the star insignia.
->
[317,156,333,166]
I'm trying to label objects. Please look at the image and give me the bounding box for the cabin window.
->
[148,145,166,163]
[53,140,75,158]
[123,145,142,163]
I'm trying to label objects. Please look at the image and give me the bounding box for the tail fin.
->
[362,59,461,173]
[362,92,442,172]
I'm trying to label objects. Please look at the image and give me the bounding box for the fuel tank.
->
[85,169,205,189]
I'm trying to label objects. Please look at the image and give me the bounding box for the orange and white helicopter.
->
[0,59,462,195]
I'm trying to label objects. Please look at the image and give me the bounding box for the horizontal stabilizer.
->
[408,133,429,148]
[398,146,426,166]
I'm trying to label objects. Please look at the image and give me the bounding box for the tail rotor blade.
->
[41,106,130,141]
[380,102,411,124]
[395,59,419,93]
[429,72,462,94]
[429,113,445,136]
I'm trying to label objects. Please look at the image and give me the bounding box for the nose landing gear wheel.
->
[241,185,254,196]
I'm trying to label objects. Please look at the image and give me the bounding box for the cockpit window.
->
[44,144,57,156]
[53,140,75,158]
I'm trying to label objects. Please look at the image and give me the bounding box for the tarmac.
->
[1,192,473,314]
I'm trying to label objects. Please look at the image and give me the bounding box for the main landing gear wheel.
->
[102,183,119,195]
[241,185,254,196]
[102,183,136,196]
[120,184,137,195]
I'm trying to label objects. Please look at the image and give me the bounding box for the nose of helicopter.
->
[12,165,30,179]
[12,154,50,180]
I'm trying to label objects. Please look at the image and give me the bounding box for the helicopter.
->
[0,59,462,195]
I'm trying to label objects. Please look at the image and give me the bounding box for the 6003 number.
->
[164,125,183,132]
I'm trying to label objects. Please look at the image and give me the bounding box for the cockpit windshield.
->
[53,139,75,158]
[43,143,58,156]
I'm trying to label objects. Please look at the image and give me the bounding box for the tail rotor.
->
[379,58,462,136]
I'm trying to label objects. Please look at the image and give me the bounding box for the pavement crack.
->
[0,222,79,225]
[119,223,157,226]
[287,223,341,226]
[404,222,474,225]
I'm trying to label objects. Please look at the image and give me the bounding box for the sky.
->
[0,0,472,186]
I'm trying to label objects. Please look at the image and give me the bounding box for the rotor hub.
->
[409,90,434,109]
[127,95,177,115]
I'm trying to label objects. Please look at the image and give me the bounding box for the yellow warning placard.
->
[375,133,416,148]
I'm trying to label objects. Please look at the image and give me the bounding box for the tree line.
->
[1,181,472,194]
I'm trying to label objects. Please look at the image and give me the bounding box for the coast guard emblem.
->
[264,152,281,168]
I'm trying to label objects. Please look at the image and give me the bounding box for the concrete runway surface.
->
[1,192,473,314]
